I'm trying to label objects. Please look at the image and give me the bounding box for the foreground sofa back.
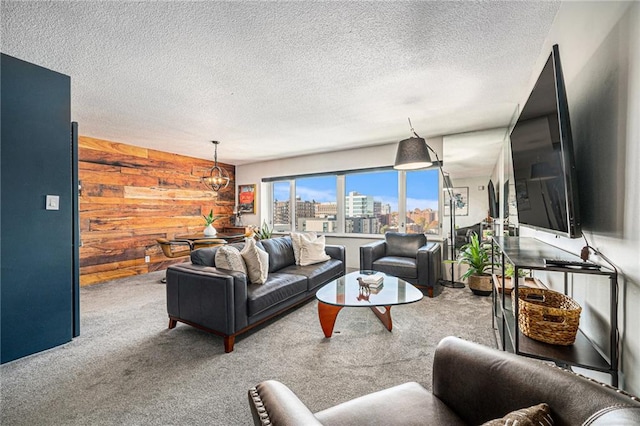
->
[166,236,346,352]
[249,336,640,425]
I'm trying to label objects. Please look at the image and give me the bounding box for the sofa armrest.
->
[166,263,249,333]
[249,380,323,426]
[360,240,386,270]
[417,242,441,288]
[325,244,346,276]
[325,244,345,262]
[432,336,640,425]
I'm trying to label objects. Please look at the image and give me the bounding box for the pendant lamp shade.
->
[394,137,433,170]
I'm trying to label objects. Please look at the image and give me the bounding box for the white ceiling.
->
[1,1,560,177]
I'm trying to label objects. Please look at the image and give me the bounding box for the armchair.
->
[454,223,482,249]
[360,232,442,297]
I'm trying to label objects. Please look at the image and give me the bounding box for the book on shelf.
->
[360,273,384,288]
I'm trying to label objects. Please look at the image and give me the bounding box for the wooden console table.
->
[491,236,619,386]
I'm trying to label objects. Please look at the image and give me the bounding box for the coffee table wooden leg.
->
[318,302,343,338]
[370,305,393,331]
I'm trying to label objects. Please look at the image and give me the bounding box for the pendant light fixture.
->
[201,140,230,192]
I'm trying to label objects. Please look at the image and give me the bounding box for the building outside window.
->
[295,175,337,233]
[273,181,291,232]
[269,168,439,235]
[406,169,440,234]
[345,170,397,234]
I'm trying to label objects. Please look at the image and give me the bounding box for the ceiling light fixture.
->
[201,140,230,192]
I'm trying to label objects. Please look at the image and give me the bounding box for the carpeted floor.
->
[1,271,496,425]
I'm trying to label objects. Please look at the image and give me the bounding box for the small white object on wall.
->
[46,195,60,210]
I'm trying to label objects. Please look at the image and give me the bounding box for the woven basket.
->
[516,288,582,346]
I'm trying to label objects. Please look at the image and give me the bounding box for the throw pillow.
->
[290,232,317,265]
[241,238,269,284]
[214,245,247,274]
[299,235,331,266]
[482,403,553,426]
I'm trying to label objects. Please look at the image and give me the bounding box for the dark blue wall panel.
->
[1,53,75,363]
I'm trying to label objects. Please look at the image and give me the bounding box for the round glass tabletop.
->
[316,270,423,307]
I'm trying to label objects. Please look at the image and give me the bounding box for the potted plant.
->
[203,209,224,237]
[456,233,493,296]
[250,220,273,240]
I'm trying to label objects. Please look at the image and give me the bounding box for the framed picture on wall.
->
[238,184,256,214]
[444,187,469,216]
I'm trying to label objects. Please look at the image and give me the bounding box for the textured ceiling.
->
[1,1,560,176]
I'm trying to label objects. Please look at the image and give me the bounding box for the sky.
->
[274,169,440,211]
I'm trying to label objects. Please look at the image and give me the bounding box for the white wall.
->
[502,2,639,393]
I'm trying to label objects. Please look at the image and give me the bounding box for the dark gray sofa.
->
[166,236,345,353]
[360,232,442,297]
[249,336,640,425]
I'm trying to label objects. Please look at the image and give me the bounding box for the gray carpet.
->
[1,271,496,425]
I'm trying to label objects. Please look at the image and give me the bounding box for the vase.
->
[204,224,217,237]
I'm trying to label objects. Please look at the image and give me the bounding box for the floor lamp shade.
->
[394,137,433,170]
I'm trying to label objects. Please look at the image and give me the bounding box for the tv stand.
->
[491,236,618,386]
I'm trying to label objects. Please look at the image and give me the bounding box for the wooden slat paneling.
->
[79,136,235,286]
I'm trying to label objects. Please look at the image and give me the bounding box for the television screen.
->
[509,44,581,238]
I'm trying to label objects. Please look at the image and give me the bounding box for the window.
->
[295,176,337,233]
[268,168,440,236]
[345,170,398,234]
[272,181,292,232]
[405,169,440,234]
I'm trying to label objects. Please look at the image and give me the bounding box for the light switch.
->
[46,195,60,210]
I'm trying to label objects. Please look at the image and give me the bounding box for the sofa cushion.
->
[385,232,427,258]
[279,258,344,291]
[241,238,269,284]
[299,235,331,266]
[260,237,296,272]
[482,403,553,426]
[214,245,247,274]
[372,256,418,279]
[247,273,307,316]
[290,232,317,265]
[315,382,466,426]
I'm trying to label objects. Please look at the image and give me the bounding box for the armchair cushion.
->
[385,232,427,258]
[372,256,418,279]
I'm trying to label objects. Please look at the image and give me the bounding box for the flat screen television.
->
[509,44,582,238]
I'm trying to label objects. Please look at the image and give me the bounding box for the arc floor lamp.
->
[394,126,465,289]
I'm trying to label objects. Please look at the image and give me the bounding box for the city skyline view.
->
[274,169,440,211]
[272,169,441,234]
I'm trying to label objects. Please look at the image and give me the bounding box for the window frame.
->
[264,166,442,237]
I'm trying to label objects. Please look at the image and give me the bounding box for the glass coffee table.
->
[315,270,424,338]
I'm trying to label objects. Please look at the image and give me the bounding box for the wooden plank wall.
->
[78,136,235,286]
